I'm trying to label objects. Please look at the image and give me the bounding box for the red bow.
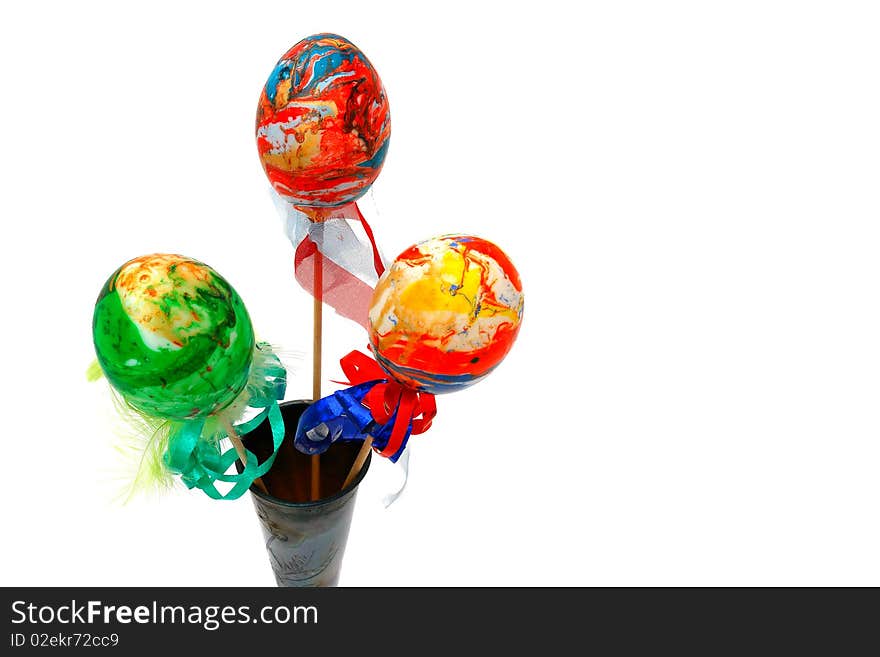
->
[339,350,437,458]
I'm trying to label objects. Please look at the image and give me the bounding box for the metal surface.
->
[242,400,370,587]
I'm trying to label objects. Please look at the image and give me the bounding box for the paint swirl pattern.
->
[92,254,255,420]
[256,33,391,207]
[368,236,524,394]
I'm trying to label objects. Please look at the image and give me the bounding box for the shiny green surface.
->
[92,254,254,420]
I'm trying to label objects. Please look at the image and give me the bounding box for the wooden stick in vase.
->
[311,237,323,501]
[222,418,269,495]
[342,436,373,491]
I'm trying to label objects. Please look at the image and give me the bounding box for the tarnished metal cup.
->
[241,400,370,587]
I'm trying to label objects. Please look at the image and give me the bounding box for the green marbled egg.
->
[92,254,255,420]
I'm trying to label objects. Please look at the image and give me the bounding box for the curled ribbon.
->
[294,350,437,462]
[163,402,285,500]
[278,194,387,330]
[162,343,288,500]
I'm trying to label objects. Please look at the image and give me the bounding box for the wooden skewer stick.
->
[342,436,373,491]
[310,237,324,501]
[222,418,269,495]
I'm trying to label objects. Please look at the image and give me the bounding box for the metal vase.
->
[241,400,370,587]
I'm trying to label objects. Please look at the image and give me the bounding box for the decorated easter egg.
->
[368,236,524,394]
[92,254,255,420]
[256,33,391,208]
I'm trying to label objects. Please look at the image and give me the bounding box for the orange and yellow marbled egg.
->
[368,236,523,394]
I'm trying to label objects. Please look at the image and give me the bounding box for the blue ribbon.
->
[294,380,412,463]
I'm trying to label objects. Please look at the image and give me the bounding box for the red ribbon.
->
[339,350,437,458]
[292,201,387,330]
[351,202,386,279]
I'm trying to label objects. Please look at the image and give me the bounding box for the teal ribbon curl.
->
[164,401,284,500]
[162,343,287,500]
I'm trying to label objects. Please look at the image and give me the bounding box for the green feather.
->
[108,390,177,503]
[86,359,104,382]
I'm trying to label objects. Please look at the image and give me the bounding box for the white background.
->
[1,1,878,586]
